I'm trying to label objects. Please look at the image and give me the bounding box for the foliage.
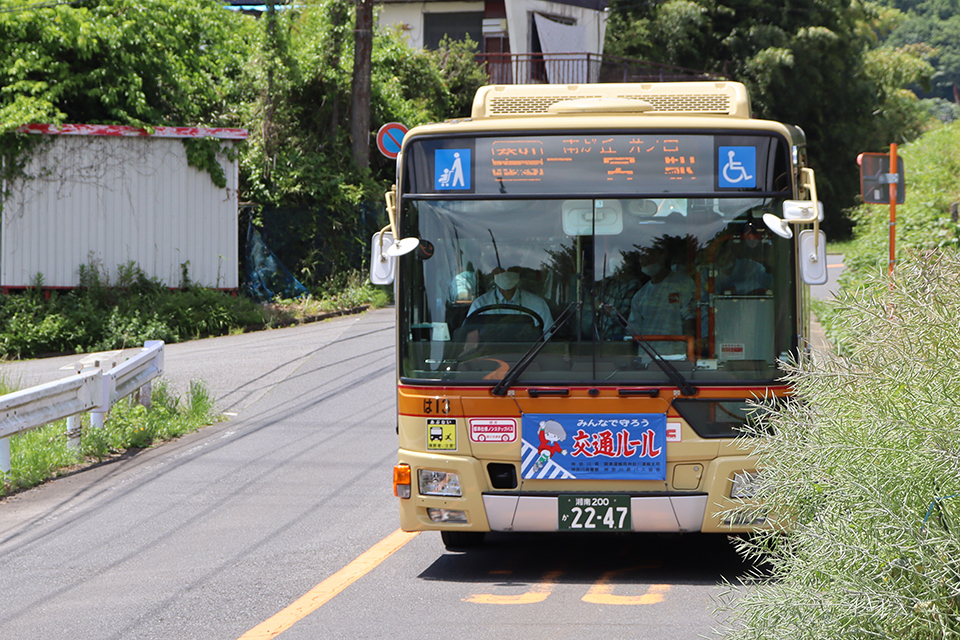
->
[817,121,960,353]
[182,137,236,189]
[0,0,253,131]
[0,261,267,358]
[0,260,390,359]
[840,121,960,274]
[876,0,960,102]
[429,35,490,118]
[1,380,218,496]
[605,0,935,238]
[314,269,391,310]
[239,1,488,285]
[0,0,253,185]
[719,250,960,639]
[0,0,489,282]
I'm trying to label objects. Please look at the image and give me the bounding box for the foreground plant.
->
[720,250,960,639]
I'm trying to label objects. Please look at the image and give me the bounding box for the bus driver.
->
[468,266,554,331]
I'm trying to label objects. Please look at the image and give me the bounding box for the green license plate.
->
[558,495,631,531]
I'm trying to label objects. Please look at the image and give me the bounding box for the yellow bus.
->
[372,82,826,549]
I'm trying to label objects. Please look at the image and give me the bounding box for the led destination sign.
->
[488,136,707,188]
[405,133,787,196]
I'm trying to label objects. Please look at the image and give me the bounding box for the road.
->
[0,308,754,640]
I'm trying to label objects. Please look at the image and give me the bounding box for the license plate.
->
[558,495,631,531]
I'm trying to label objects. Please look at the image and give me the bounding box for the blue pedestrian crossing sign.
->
[376,122,408,160]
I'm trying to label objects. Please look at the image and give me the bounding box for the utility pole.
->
[263,1,278,186]
[351,0,373,171]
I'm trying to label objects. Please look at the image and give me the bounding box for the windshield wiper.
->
[599,304,698,397]
[491,302,580,397]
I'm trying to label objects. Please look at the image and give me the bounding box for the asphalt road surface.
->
[0,308,756,640]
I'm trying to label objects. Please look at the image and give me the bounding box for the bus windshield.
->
[398,196,797,386]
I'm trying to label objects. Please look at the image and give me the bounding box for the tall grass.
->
[719,251,960,639]
[1,380,219,497]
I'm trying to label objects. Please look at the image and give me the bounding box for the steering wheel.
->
[470,304,544,331]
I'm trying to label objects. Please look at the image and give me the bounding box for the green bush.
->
[817,121,960,352]
[721,250,960,639]
[0,263,268,358]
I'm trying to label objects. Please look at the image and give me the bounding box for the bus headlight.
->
[418,470,462,497]
[730,471,759,499]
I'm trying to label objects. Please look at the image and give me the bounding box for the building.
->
[378,0,610,84]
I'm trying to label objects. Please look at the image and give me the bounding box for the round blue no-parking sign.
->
[376,122,408,160]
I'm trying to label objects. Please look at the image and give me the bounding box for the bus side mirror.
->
[799,229,828,285]
[370,231,397,285]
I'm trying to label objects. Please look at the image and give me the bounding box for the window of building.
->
[423,12,484,49]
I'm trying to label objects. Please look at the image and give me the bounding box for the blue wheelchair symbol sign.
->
[719,146,756,188]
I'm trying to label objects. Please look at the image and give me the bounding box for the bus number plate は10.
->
[558,495,631,531]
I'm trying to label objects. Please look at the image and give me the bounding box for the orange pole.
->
[889,143,897,275]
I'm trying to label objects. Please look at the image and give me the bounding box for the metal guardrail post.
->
[66,415,82,452]
[88,340,164,429]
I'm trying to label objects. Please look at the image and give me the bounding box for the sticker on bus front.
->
[426,418,457,451]
[468,417,517,443]
[520,414,667,480]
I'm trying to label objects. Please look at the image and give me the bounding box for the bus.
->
[372,82,826,549]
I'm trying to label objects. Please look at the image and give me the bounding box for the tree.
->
[351,0,373,171]
[606,0,933,238]
[0,0,253,132]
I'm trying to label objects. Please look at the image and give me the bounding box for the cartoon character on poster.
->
[521,414,667,480]
[528,419,568,475]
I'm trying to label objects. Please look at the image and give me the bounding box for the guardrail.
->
[0,340,164,473]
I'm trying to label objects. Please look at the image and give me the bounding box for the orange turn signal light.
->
[394,463,411,498]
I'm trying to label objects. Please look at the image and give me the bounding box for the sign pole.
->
[888,143,897,275]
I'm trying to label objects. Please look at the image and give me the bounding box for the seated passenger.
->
[468,266,554,330]
[448,261,478,302]
[716,223,772,295]
[627,245,696,359]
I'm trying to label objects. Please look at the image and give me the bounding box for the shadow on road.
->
[418,532,764,587]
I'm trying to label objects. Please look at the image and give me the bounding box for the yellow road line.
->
[463,570,564,604]
[582,569,671,605]
[238,529,419,639]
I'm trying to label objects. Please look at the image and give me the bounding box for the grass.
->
[826,238,857,255]
[0,379,219,497]
[0,265,388,495]
[719,122,960,639]
[262,270,391,326]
